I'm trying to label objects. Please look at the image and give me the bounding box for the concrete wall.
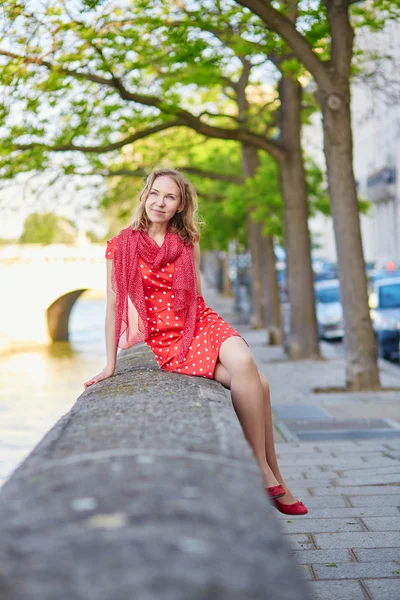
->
[0,346,310,600]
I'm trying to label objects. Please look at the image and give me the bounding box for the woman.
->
[85,168,308,516]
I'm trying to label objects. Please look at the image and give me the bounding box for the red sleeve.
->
[105,236,117,259]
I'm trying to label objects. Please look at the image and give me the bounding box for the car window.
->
[315,287,340,304]
[379,284,400,309]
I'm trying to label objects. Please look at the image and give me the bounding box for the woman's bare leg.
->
[214,350,297,504]
[214,336,280,489]
[258,372,297,504]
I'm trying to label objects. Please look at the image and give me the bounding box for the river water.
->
[0,295,107,487]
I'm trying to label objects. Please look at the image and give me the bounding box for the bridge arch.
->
[0,244,106,353]
[46,289,87,342]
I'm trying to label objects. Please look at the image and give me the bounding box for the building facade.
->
[305,19,400,267]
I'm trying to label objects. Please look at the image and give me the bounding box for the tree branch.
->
[75,166,244,185]
[1,50,285,160]
[13,120,185,153]
[234,0,333,91]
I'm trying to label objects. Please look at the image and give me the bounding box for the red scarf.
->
[112,227,197,362]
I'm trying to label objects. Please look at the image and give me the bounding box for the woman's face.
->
[145,176,181,225]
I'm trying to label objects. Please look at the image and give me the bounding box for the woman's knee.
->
[259,371,271,397]
[219,337,256,374]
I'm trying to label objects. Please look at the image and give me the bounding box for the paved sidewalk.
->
[203,284,400,600]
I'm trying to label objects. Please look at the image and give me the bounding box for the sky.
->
[0,172,105,239]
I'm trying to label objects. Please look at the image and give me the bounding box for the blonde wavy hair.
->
[131,168,201,245]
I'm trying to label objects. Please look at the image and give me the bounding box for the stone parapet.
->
[0,346,309,600]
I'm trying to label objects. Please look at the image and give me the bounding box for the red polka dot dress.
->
[106,238,244,379]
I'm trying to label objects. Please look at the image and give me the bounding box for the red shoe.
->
[272,498,308,516]
[265,484,286,499]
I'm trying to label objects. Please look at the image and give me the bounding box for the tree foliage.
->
[19,212,78,244]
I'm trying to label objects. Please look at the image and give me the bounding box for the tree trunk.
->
[242,144,265,328]
[317,1,380,390]
[320,86,380,388]
[222,252,232,297]
[261,234,282,345]
[247,215,266,328]
[242,144,283,334]
[278,76,321,359]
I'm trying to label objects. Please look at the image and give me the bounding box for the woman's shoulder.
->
[104,226,136,259]
[105,236,118,259]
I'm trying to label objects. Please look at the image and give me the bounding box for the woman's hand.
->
[84,366,114,390]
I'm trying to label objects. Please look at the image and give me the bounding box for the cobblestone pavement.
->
[203,284,400,600]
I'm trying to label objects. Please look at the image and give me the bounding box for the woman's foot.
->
[273,497,308,516]
[265,484,286,499]
[263,467,286,498]
[269,483,309,515]
[272,483,297,505]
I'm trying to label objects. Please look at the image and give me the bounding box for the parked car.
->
[368,269,400,289]
[314,279,344,340]
[313,259,338,282]
[369,277,400,360]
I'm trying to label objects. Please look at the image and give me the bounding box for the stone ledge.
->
[0,346,310,600]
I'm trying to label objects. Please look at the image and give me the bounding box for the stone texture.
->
[312,485,400,496]
[312,562,400,579]
[307,580,366,600]
[281,518,364,534]
[353,548,400,562]
[363,578,400,599]
[0,347,309,600]
[361,517,400,532]
[276,507,400,519]
[296,496,349,509]
[348,495,400,507]
[291,549,353,564]
[285,534,314,550]
[313,532,400,549]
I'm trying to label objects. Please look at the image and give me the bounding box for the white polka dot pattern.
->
[138,258,242,379]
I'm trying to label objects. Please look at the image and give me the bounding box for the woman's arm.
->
[193,241,203,296]
[84,258,117,389]
[104,258,118,371]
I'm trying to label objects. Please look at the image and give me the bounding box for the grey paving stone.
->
[296,479,338,487]
[313,485,400,496]
[277,458,335,467]
[363,578,400,599]
[300,496,349,508]
[353,548,400,562]
[356,440,400,449]
[338,474,400,486]
[273,406,331,420]
[309,471,343,479]
[355,458,400,468]
[361,517,400,531]
[297,564,314,580]
[332,450,400,457]
[349,495,400,507]
[313,561,400,579]
[307,580,366,600]
[311,442,361,450]
[291,549,352,564]
[281,518,363,534]
[313,532,400,549]
[333,459,392,468]
[339,465,400,477]
[276,507,400,519]
[285,534,315,550]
